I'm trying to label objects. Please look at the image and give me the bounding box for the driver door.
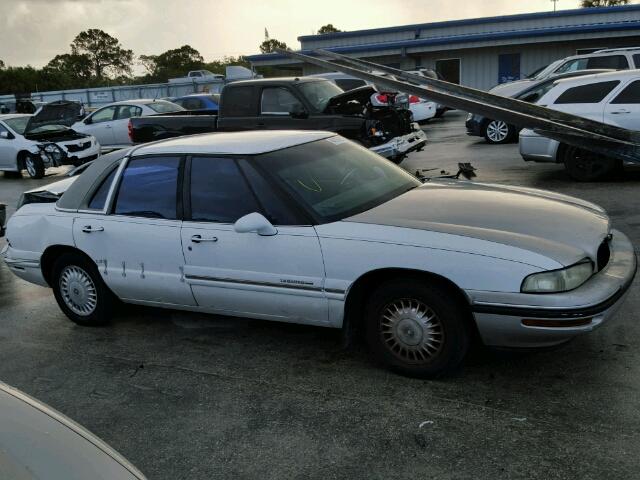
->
[180,156,328,325]
[0,123,17,170]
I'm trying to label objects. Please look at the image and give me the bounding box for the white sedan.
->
[72,99,184,149]
[0,114,100,178]
[2,131,636,377]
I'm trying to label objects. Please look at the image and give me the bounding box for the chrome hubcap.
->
[380,298,444,363]
[487,120,509,142]
[25,158,36,177]
[59,265,97,316]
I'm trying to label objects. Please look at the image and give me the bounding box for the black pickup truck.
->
[129,77,427,162]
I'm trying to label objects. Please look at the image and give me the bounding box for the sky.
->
[0,0,614,68]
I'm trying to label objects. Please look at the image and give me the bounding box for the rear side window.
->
[146,101,183,114]
[334,79,367,91]
[189,157,260,223]
[114,156,181,219]
[221,86,255,116]
[633,54,640,68]
[115,105,142,120]
[554,81,620,104]
[586,55,629,70]
[88,166,119,210]
[180,98,205,110]
[611,80,640,104]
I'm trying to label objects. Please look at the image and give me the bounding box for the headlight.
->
[43,143,64,162]
[521,261,593,293]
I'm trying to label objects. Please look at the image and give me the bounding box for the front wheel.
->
[483,120,515,144]
[24,154,45,179]
[562,145,621,182]
[365,279,470,378]
[51,252,114,326]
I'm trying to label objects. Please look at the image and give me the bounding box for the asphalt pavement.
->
[1,112,639,479]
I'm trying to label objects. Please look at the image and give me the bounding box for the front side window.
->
[90,107,117,123]
[114,156,180,219]
[554,81,620,104]
[257,138,421,223]
[611,80,640,104]
[189,157,260,223]
[555,58,588,74]
[260,87,303,115]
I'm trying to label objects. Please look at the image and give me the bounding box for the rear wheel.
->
[365,279,470,378]
[51,252,114,326]
[24,153,45,179]
[483,120,515,144]
[562,145,621,182]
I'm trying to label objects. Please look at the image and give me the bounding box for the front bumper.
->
[465,114,484,137]
[468,229,637,348]
[519,129,560,163]
[370,123,428,160]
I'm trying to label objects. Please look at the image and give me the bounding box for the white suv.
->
[519,69,640,181]
[535,48,640,81]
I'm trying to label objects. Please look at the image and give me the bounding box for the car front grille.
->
[66,141,91,152]
[597,237,611,272]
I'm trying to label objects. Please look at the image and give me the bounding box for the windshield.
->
[526,65,547,79]
[297,80,344,111]
[4,117,30,134]
[256,137,421,222]
[146,101,185,114]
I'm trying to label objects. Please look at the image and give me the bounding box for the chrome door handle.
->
[611,109,630,115]
[82,225,104,233]
[191,234,218,243]
[105,124,113,128]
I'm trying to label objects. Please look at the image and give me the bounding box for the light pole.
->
[551,0,559,11]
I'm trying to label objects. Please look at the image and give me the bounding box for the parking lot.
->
[1,111,640,479]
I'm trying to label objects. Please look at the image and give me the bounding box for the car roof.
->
[551,69,640,87]
[96,99,173,107]
[562,49,640,61]
[228,77,328,86]
[134,130,336,156]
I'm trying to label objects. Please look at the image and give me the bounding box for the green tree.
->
[204,55,251,76]
[580,0,629,6]
[259,38,289,54]
[44,53,93,83]
[140,45,204,81]
[318,24,341,34]
[70,29,133,78]
[0,60,4,69]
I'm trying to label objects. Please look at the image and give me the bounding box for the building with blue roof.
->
[247,5,640,90]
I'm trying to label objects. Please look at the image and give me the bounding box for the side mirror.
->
[290,105,308,119]
[0,131,12,140]
[233,212,277,236]
[84,117,92,125]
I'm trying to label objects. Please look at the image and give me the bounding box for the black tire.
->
[365,279,470,378]
[51,252,114,326]
[483,120,516,144]
[24,153,45,179]
[562,145,621,182]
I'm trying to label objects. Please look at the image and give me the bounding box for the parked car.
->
[72,99,184,149]
[496,47,640,98]
[172,93,220,112]
[0,381,146,479]
[3,131,636,378]
[308,72,437,123]
[168,69,225,83]
[0,105,100,179]
[466,69,614,144]
[519,69,640,181]
[129,77,427,163]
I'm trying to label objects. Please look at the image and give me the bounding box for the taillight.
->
[409,95,420,104]
[128,120,133,141]
[375,94,389,104]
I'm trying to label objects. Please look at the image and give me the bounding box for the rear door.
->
[604,79,640,130]
[74,155,195,306]
[180,156,328,325]
[111,105,142,145]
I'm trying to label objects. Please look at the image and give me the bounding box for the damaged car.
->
[2,131,636,378]
[128,77,427,163]
[0,102,100,179]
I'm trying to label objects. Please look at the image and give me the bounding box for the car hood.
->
[324,85,377,111]
[489,80,534,98]
[25,101,83,135]
[345,181,610,267]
